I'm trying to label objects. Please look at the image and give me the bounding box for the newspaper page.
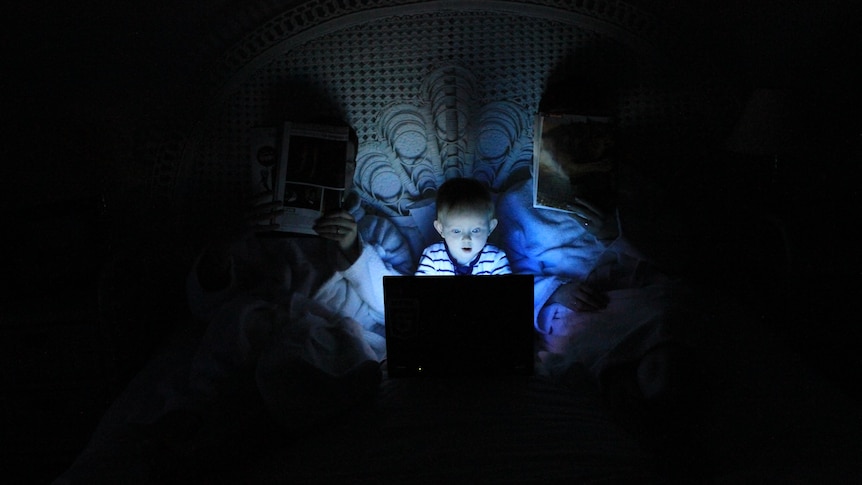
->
[250,121,355,235]
[250,125,280,196]
[532,113,615,214]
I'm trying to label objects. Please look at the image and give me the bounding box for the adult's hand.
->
[565,196,619,242]
[313,210,359,253]
[547,282,610,312]
[244,192,286,232]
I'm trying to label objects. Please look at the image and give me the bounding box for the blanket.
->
[495,179,687,380]
[55,180,862,484]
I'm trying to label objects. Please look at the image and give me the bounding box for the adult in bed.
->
[495,127,704,426]
[141,189,412,474]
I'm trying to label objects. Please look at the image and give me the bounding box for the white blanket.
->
[496,179,686,378]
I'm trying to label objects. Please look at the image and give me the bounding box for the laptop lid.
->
[383,274,535,378]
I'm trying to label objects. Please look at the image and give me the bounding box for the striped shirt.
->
[415,241,512,276]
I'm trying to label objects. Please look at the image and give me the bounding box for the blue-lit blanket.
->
[495,179,691,380]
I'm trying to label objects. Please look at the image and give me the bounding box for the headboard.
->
[132,1,732,252]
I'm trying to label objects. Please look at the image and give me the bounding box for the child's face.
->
[433,209,498,266]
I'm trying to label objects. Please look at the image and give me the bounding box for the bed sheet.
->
[55,293,862,485]
[240,373,662,484]
[54,329,663,484]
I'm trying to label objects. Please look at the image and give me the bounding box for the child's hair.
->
[436,177,495,219]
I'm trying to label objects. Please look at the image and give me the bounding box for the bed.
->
[54,1,861,483]
[54,267,862,484]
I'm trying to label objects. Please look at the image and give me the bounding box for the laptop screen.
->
[383,274,534,377]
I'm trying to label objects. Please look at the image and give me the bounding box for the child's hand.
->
[313,210,358,253]
[548,282,609,312]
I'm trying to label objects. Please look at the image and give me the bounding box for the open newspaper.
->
[532,112,616,214]
[250,121,356,235]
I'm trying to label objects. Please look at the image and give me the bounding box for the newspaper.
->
[250,121,356,235]
[532,113,616,214]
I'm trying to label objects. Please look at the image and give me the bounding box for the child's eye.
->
[452,229,461,234]
[472,228,483,234]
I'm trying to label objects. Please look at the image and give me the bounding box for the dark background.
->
[2,1,860,482]
[4,0,860,208]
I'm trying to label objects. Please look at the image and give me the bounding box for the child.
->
[415,177,511,275]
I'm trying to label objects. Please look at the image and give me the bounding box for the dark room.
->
[4,1,860,483]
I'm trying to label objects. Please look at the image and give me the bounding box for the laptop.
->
[383,274,535,378]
